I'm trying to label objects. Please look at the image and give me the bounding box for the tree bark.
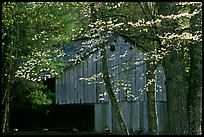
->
[2,88,10,133]
[2,46,12,133]
[100,41,130,135]
[187,4,202,135]
[157,2,189,134]
[162,49,189,135]
[146,62,158,135]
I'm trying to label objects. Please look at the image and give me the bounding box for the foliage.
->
[2,2,83,103]
[27,89,54,109]
[72,2,202,89]
[2,2,86,131]
[70,2,202,135]
[2,1,202,134]
[11,80,54,109]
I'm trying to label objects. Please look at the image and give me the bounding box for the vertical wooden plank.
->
[55,77,59,104]
[87,56,90,103]
[74,64,79,103]
[124,44,131,102]
[95,51,100,103]
[128,102,133,132]
[60,73,63,104]
[120,101,130,130]
[97,51,104,103]
[139,101,144,132]
[132,53,138,102]
[128,102,132,130]
[129,102,133,131]
[72,65,76,104]
[101,103,106,132]
[90,55,94,103]
[143,101,149,133]
[95,102,112,132]
[102,46,110,103]
[87,55,93,103]
[68,68,72,104]
[70,66,75,104]
[99,50,107,103]
[64,71,67,104]
[80,61,84,103]
[107,42,120,103]
[66,70,70,104]
[82,60,86,103]
[104,102,112,132]
[132,101,140,132]
[79,61,84,103]
[62,72,66,104]
[78,62,83,104]
[117,38,122,102]
[134,49,146,102]
[95,103,101,132]
[75,63,80,104]
[84,58,88,103]
[118,39,127,102]
[126,46,135,102]
[156,65,166,102]
[142,55,147,102]
[108,102,113,132]
[92,53,97,103]
[138,62,145,102]
[135,56,140,101]
[114,43,120,102]
[107,44,113,103]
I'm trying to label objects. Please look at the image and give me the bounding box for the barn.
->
[54,34,167,134]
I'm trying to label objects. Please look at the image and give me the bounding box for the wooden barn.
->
[55,34,167,134]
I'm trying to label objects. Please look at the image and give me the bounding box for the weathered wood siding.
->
[55,36,151,104]
[55,35,167,133]
[94,100,167,133]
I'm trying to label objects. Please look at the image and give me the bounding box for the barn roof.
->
[58,34,135,68]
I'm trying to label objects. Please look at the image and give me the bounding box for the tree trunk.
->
[187,4,202,135]
[2,88,10,133]
[146,61,158,135]
[162,49,189,134]
[157,2,189,134]
[2,63,12,133]
[100,41,130,135]
[91,2,129,134]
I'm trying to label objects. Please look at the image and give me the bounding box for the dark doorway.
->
[9,107,46,131]
[9,104,94,132]
[46,104,94,132]
[9,77,94,132]
[43,77,95,132]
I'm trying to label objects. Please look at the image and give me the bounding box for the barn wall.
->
[55,35,167,133]
[55,36,152,104]
[94,101,167,134]
[95,102,112,132]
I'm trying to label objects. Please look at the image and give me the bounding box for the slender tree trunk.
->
[2,63,12,133]
[90,3,129,135]
[2,88,10,133]
[100,41,129,135]
[187,4,202,135]
[146,62,158,135]
[139,3,159,135]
